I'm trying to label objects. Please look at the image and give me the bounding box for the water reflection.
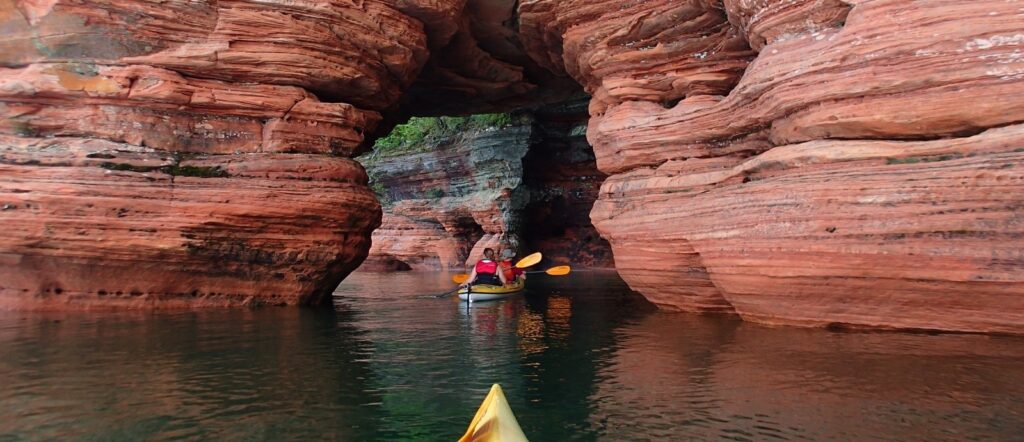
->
[0,308,381,440]
[1,271,1022,441]
[592,313,1024,441]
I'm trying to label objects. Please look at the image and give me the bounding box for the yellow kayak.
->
[457,279,525,302]
[458,384,528,442]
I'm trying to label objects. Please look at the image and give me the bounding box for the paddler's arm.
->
[498,269,508,286]
[461,267,478,287]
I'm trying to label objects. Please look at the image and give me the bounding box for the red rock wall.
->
[3,0,1023,332]
[0,0,448,308]
[519,0,1024,333]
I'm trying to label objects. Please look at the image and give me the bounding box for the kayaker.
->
[462,248,507,286]
[498,249,525,283]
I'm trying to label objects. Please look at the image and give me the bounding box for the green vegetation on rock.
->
[371,113,519,156]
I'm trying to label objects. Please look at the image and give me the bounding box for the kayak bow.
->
[458,384,528,442]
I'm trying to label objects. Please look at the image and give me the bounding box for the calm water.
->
[2,272,1023,441]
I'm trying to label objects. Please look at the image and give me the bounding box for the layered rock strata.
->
[360,121,534,271]
[2,0,1022,333]
[0,0,437,308]
[400,0,583,115]
[557,0,1024,333]
[0,136,378,309]
[362,106,614,271]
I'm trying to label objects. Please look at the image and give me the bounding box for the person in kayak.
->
[462,248,508,286]
[498,248,525,283]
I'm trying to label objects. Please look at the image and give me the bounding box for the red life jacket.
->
[475,259,498,275]
[499,260,522,281]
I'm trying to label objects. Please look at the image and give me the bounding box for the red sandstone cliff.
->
[1,0,1022,333]
[521,0,1024,333]
[0,1,427,308]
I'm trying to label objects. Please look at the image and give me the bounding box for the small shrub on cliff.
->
[469,113,513,128]
[425,188,445,199]
[371,113,518,156]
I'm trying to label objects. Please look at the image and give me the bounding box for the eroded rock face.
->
[0,137,379,309]
[569,0,1024,333]
[0,0,422,308]
[519,0,755,114]
[3,0,1022,332]
[400,0,583,115]
[1,0,430,109]
[362,105,614,271]
[361,121,534,271]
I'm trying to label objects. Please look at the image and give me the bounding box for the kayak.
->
[457,279,525,302]
[458,384,528,442]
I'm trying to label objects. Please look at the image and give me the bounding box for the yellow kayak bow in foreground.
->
[458,384,528,442]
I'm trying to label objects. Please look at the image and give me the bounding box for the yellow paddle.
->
[527,265,571,276]
[452,265,571,284]
[514,252,542,269]
[451,252,543,284]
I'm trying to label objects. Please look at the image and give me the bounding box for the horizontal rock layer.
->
[0,136,380,309]
[2,0,1022,333]
[363,102,613,271]
[0,0,405,308]
[578,0,1024,333]
[361,122,534,270]
[1,0,433,109]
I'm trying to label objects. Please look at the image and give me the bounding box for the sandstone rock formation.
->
[360,119,533,271]
[567,0,1024,333]
[361,104,613,271]
[0,1,418,307]
[2,0,1022,334]
[521,100,614,268]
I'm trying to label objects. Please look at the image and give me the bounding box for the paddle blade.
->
[452,274,470,284]
[545,265,571,276]
[514,252,542,269]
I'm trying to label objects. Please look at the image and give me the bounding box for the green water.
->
[2,272,1023,440]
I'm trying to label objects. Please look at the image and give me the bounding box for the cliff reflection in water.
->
[0,308,381,440]
[1,271,1022,440]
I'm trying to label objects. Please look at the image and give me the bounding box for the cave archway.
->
[3,1,1024,334]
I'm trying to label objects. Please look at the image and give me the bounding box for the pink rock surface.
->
[0,1,396,308]
[0,136,380,309]
[0,63,379,155]
[580,0,1024,333]
[0,0,431,109]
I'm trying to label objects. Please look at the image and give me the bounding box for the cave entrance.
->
[358,101,613,271]
[520,101,614,268]
[451,216,485,266]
